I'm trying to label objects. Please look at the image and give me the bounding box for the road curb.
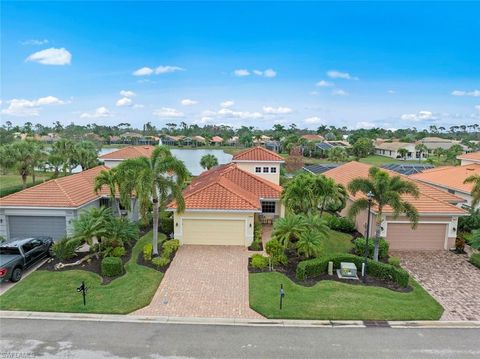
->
[1,311,480,328]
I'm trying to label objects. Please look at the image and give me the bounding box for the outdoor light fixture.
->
[175,222,179,227]
[363,191,374,283]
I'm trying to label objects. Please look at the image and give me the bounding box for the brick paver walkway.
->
[133,245,263,319]
[394,250,480,321]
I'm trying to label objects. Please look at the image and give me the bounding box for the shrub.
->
[326,216,356,233]
[51,237,81,260]
[251,254,269,270]
[455,237,465,252]
[112,246,126,257]
[353,237,389,260]
[265,239,288,266]
[249,239,262,251]
[152,256,170,268]
[143,243,153,261]
[162,239,180,258]
[101,256,123,277]
[296,253,409,287]
[470,253,480,269]
[160,211,174,235]
[458,210,480,233]
[254,221,263,242]
[388,256,401,268]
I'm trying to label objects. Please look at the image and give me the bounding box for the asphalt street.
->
[0,318,479,358]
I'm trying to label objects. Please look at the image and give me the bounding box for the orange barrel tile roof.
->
[410,164,480,194]
[232,146,285,162]
[457,151,480,162]
[99,145,155,160]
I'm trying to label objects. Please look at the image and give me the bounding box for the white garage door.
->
[8,216,67,241]
[387,223,447,250]
[182,219,245,246]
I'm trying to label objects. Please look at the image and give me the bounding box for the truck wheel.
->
[11,267,23,282]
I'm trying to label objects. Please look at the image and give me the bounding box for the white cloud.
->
[327,70,358,80]
[21,39,49,46]
[304,116,323,125]
[26,47,71,65]
[263,69,277,78]
[155,65,185,74]
[262,106,292,115]
[133,104,144,109]
[253,70,263,76]
[400,110,435,122]
[80,107,112,118]
[120,90,136,98]
[332,89,348,96]
[180,99,198,106]
[133,67,154,76]
[316,80,334,87]
[116,97,133,107]
[387,90,396,94]
[356,121,376,129]
[451,89,480,97]
[217,108,263,119]
[233,69,250,77]
[1,96,66,116]
[220,100,235,108]
[153,107,185,118]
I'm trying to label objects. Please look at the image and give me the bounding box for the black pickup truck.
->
[0,237,53,282]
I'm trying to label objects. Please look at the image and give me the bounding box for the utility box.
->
[340,262,357,278]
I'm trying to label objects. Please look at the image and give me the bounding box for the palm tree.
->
[8,141,36,188]
[115,160,145,221]
[415,143,428,162]
[464,174,480,208]
[117,146,188,255]
[73,207,112,254]
[313,175,347,216]
[105,217,139,248]
[296,229,324,258]
[398,148,409,160]
[469,229,480,250]
[272,214,306,248]
[94,168,121,215]
[348,167,420,261]
[282,172,316,214]
[328,147,348,162]
[29,141,46,185]
[200,154,218,170]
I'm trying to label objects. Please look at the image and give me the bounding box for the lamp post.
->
[363,191,373,283]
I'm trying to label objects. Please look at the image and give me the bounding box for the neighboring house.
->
[457,151,480,166]
[161,135,184,146]
[99,145,155,168]
[210,136,224,146]
[381,163,434,176]
[418,137,467,153]
[303,163,341,175]
[265,140,282,153]
[231,146,284,185]
[168,147,284,246]
[226,136,239,146]
[0,166,135,241]
[374,141,425,160]
[410,164,480,209]
[192,135,206,145]
[324,161,466,250]
[301,134,324,142]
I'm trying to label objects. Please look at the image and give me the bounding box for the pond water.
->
[97,148,232,176]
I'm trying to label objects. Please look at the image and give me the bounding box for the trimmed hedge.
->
[152,256,170,268]
[296,253,410,287]
[470,253,480,269]
[101,256,124,277]
[162,239,180,259]
[353,237,389,260]
[325,216,356,233]
[251,254,269,270]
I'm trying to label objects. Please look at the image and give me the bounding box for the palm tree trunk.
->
[373,216,383,261]
[32,170,36,185]
[152,197,160,256]
[319,197,327,217]
[21,171,27,189]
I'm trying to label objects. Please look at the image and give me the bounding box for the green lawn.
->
[0,172,53,197]
[250,272,443,320]
[359,155,420,166]
[324,229,353,255]
[0,232,164,314]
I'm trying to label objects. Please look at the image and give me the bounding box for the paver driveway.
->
[395,251,480,321]
[133,245,263,319]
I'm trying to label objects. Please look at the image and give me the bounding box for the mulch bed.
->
[39,245,133,285]
[249,248,412,293]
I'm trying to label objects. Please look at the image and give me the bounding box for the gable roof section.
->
[168,163,282,211]
[100,145,155,160]
[323,161,465,215]
[232,146,284,162]
[457,151,480,163]
[410,164,480,194]
[0,166,111,208]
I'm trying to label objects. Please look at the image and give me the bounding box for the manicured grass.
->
[0,232,164,314]
[250,272,443,320]
[0,172,53,197]
[324,229,353,255]
[359,155,420,166]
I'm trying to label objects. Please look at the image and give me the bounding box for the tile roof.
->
[210,136,224,143]
[301,134,324,142]
[0,166,111,208]
[100,145,155,160]
[323,161,465,215]
[410,164,480,194]
[232,146,284,162]
[457,151,480,162]
[168,163,282,211]
[375,141,414,151]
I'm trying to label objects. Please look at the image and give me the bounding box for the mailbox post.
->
[77,281,87,306]
[279,284,285,310]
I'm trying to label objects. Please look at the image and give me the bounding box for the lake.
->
[98,148,233,176]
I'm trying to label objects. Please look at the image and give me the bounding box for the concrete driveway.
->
[394,251,480,321]
[133,245,262,319]
[0,259,46,295]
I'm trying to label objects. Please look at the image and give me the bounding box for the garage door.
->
[182,219,245,246]
[387,223,447,250]
[8,216,67,241]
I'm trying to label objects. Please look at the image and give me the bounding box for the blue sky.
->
[1,1,479,130]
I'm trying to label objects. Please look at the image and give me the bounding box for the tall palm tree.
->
[464,174,480,208]
[115,160,145,221]
[200,154,218,170]
[415,143,428,162]
[8,141,37,188]
[313,175,347,216]
[94,168,121,215]
[348,167,420,261]
[398,148,409,160]
[117,146,188,255]
[282,172,316,214]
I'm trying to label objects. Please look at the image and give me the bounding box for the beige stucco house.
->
[457,151,480,166]
[324,162,466,250]
[168,147,285,246]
